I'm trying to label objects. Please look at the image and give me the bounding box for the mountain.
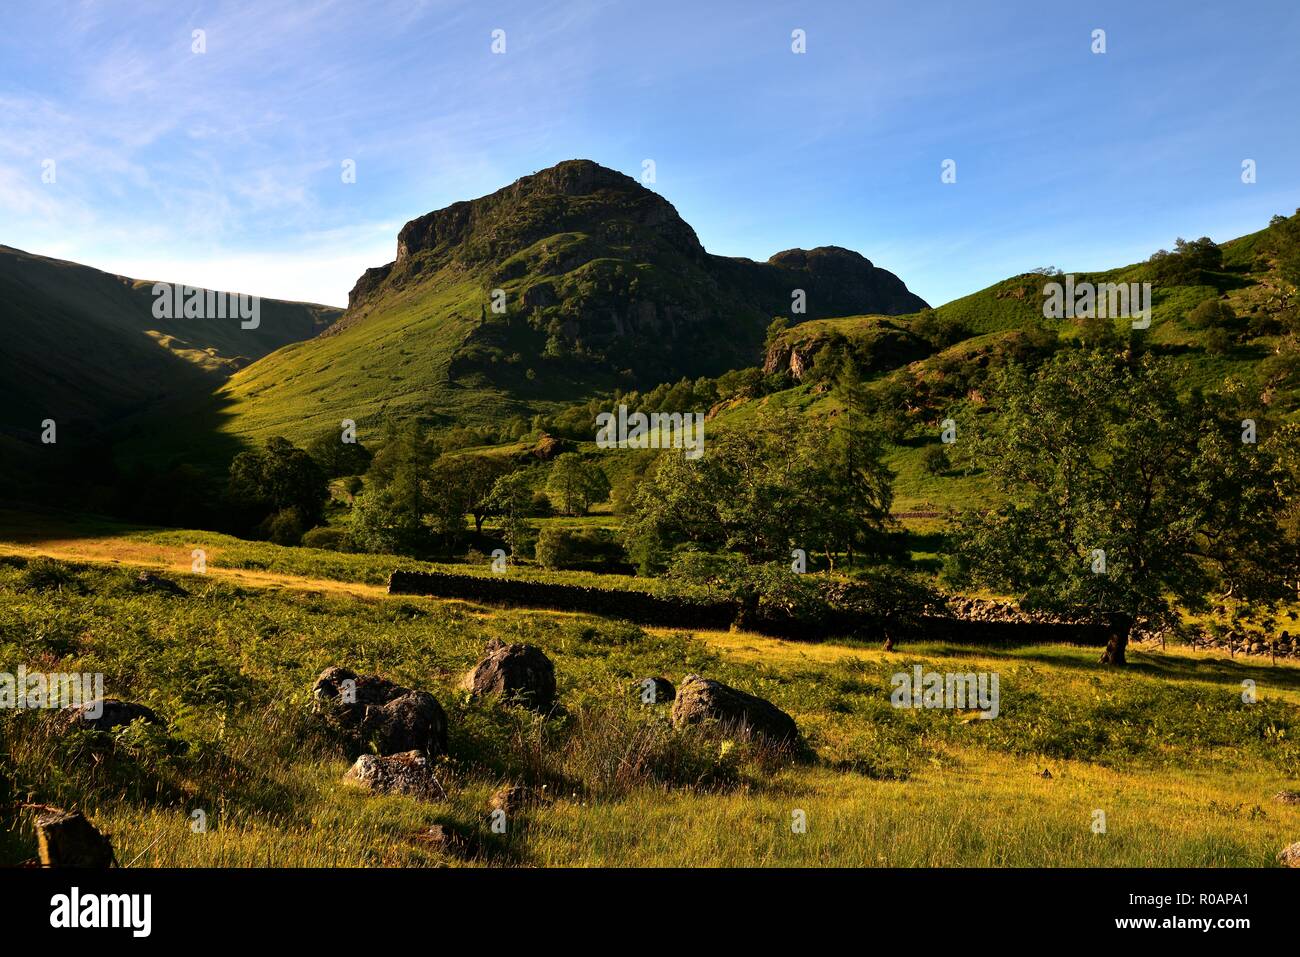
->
[211,159,927,444]
[0,245,341,488]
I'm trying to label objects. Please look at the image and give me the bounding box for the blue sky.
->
[1,0,1297,308]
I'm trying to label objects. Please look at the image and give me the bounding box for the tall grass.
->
[2,555,1298,866]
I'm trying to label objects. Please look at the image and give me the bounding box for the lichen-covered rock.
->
[312,666,447,758]
[344,751,444,800]
[1275,791,1300,806]
[671,674,798,744]
[463,639,556,710]
[1279,842,1300,868]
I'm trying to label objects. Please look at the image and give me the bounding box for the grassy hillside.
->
[0,245,341,490]
[744,212,1300,512]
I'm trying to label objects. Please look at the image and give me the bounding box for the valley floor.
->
[2,511,1298,867]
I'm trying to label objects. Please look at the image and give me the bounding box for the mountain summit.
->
[215,159,928,440]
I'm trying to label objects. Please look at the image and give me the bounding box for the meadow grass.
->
[1,553,1298,867]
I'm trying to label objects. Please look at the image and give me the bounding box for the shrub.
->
[1186,298,1238,330]
[921,444,949,475]
[534,526,627,570]
[1205,327,1232,355]
[301,526,354,552]
[15,557,84,594]
[264,508,306,546]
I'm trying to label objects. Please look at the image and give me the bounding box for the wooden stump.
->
[35,810,115,868]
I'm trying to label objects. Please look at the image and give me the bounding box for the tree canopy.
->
[945,350,1300,661]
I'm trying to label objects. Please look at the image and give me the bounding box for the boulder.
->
[671,674,798,744]
[463,639,556,710]
[1280,842,1300,868]
[634,676,675,705]
[312,666,448,758]
[489,783,550,814]
[61,699,161,734]
[418,823,477,859]
[344,751,444,800]
[34,809,115,868]
[1274,790,1300,806]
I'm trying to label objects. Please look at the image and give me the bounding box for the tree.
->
[226,436,329,536]
[764,316,792,349]
[546,453,610,516]
[946,351,1300,665]
[306,428,372,478]
[622,406,894,573]
[1267,209,1300,290]
[346,423,443,556]
[1204,327,1232,355]
[1148,236,1222,285]
[357,422,440,546]
[425,457,474,552]
[365,421,439,491]
[459,455,511,533]
[485,470,534,557]
[350,483,431,555]
[815,354,895,568]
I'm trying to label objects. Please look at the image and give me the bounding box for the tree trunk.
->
[1098,615,1134,666]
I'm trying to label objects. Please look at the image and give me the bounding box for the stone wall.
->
[388,570,1115,646]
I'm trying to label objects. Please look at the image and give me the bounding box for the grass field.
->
[2,517,1298,868]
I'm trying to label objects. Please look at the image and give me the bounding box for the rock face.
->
[61,699,161,734]
[34,809,115,867]
[344,751,444,800]
[671,675,798,744]
[634,676,675,705]
[312,667,448,758]
[464,639,556,710]
[762,317,931,382]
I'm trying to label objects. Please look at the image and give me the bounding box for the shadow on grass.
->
[899,641,1300,694]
